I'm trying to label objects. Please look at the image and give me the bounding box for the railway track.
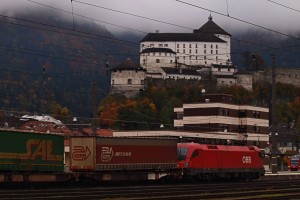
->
[1,180,300,200]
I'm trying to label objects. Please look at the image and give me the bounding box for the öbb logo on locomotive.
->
[242,156,252,164]
[101,146,132,162]
[72,146,91,161]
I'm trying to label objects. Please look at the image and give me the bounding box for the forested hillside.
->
[0,9,139,117]
[99,79,300,131]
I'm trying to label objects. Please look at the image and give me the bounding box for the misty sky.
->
[1,0,300,37]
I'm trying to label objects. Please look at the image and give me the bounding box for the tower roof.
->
[194,15,231,36]
[112,59,144,71]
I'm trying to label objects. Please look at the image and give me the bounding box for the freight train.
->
[0,129,265,183]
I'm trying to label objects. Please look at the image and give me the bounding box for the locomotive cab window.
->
[178,147,188,160]
[191,150,198,158]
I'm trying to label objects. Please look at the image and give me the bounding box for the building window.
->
[150,43,154,47]
[253,126,260,133]
[196,57,198,60]
[177,44,179,48]
[189,44,192,48]
[205,61,207,64]
[183,49,185,53]
[164,44,168,47]
[216,56,218,61]
[156,59,160,63]
[228,68,230,71]
[127,79,132,84]
[216,45,218,49]
[218,68,221,71]
[196,49,198,54]
[153,53,155,56]
[204,56,206,60]
[204,50,206,54]
[204,44,206,48]
[143,59,146,64]
[159,44,163,47]
[216,50,218,54]
[141,80,144,85]
[189,49,191,53]
[112,79,115,85]
[195,44,198,48]
[211,50,213,54]
[211,44,213,48]
[219,108,229,116]
[183,56,185,60]
[183,44,185,48]
[177,49,179,53]
[253,111,260,118]
[170,60,173,63]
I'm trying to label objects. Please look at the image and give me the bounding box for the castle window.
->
[128,79,132,84]
[156,59,160,63]
[195,44,198,48]
[211,50,213,54]
[177,44,179,48]
[183,44,185,48]
[211,44,213,48]
[204,44,206,48]
[216,45,218,49]
[143,59,146,64]
[189,44,192,48]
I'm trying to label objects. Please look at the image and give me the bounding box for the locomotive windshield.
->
[291,158,299,165]
[178,147,188,160]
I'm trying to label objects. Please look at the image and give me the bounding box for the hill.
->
[0,9,139,117]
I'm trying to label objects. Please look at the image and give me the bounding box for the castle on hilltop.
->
[110,15,253,97]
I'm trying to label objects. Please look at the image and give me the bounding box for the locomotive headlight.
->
[185,162,189,168]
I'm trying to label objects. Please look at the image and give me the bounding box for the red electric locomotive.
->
[288,155,300,171]
[177,143,265,181]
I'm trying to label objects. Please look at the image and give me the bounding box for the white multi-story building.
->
[140,15,231,75]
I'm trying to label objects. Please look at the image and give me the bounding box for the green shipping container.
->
[0,130,64,172]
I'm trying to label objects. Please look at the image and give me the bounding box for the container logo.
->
[101,147,114,162]
[72,146,91,161]
[101,147,132,162]
[0,139,62,161]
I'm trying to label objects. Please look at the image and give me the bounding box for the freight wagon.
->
[178,143,265,181]
[0,129,68,183]
[70,136,179,181]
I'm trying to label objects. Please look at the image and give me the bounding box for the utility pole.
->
[271,53,278,174]
[91,81,97,135]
